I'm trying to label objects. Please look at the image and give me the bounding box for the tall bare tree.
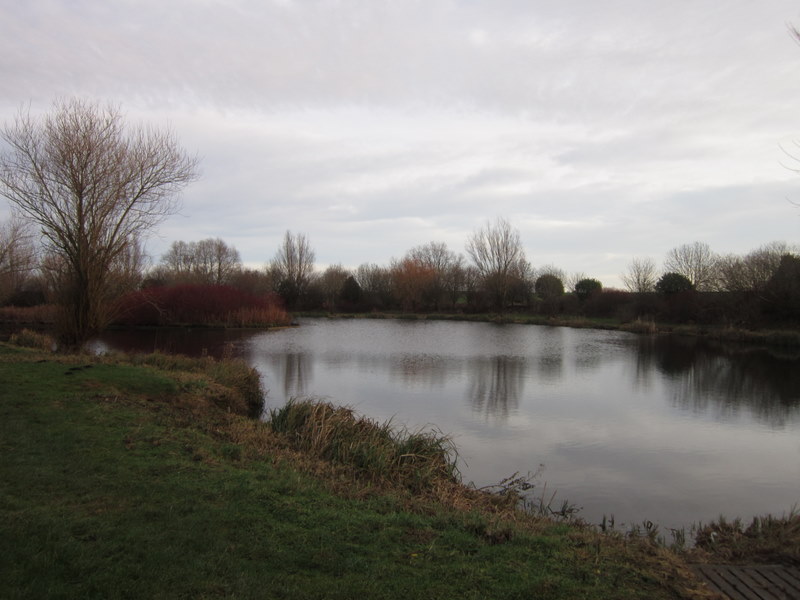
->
[355,262,393,308]
[106,236,149,298]
[0,216,37,303]
[716,241,798,292]
[316,264,350,310]
[194,238,241,285]
[270,230,315,309]
[160,238,241,285]
[159,240,196,282]
[466,217,528,311]
[621,257,658,293]
[0,98,198,347]
[406,241,462,310]
[663,241,717,292]
[566,271,587,294]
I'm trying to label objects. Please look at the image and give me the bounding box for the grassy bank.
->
[1,341,722,599]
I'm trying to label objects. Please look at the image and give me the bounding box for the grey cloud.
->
[2,0,799,286]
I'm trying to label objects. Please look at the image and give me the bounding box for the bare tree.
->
[160,240,196,282]
[466,217,528,311]
[663,242,717,291]
[406,241,462,310]
[716,241,798,292]
[535,264,566,283]
[621,257,658,293]
[106,236,149,298]
[355,262,393,308]
[0,98,198,347]
[188,238,241,285]
[566,272,587,294]
[442,253,467,309]
[0,216,37,303]
[270,230,315,309]
[316,264,350,310]
[390,256,435,312]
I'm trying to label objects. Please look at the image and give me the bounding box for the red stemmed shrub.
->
[113,284,291,327]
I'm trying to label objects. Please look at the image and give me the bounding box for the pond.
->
[90,318,800,532]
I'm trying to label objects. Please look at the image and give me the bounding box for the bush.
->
[693,509,800,566]
[534,274,564,300]
[268,399,459,492]
[655,272,693,295]
[8,328,55,352]
[0,305,57,324]
[582,289,632,319]
[113,284,291,327]
[574,278,602,301]
[763,255,800,323]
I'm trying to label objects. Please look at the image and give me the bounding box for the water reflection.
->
[90,319,800,529]
[91,324,800,429]
[390,354,450,387]
[469,355,525,418]
[637,336,800,428]
[274,352,311,398]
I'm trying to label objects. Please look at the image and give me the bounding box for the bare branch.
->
[0,98,199,347]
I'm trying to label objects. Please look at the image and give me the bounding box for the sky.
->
[1,0,799,287]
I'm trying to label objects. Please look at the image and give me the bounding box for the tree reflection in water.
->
[637,336,800,428]
[276,352,311,398]
[469,355,526,418]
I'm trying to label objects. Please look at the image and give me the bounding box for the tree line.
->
[4,210,797,326]
[1,99,798,348]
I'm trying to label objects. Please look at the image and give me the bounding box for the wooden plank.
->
[693,565,800,600]
[741,566,783,600]
[695,565,759,600]
[770,567,800,599]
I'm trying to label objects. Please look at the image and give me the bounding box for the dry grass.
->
[621,317,658,334]
[225,305,292,327]
[0,304,57,324]
[268,398,460,494]
[690,508,800,566]
[8,328,56,352]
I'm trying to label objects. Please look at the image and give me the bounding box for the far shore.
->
[3,309,800,351]
[294,310,800,349]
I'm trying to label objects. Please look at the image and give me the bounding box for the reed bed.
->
[8,328,56,352]
[268,398,460,493]
[692,508,800,566]
[0,304,57,324]
[224,305,292,328]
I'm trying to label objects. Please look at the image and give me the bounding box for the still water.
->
[92,318,800,531]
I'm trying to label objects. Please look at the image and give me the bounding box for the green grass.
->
[0,343,705,599]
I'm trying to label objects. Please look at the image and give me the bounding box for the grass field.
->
[0,341,715,599]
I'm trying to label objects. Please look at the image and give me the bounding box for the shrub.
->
[0,305,57,324]
[8,328,55,352]
[763,254,800,323]
[113,284,291,327]
[534,274,564,300]
[655,272,693,295]
[693,509,800,566]
[582,289,632,319]
[574,278,602,301]
[268,399,459,492]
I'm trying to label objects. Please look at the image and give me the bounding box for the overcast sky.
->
[2,0,799,286]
